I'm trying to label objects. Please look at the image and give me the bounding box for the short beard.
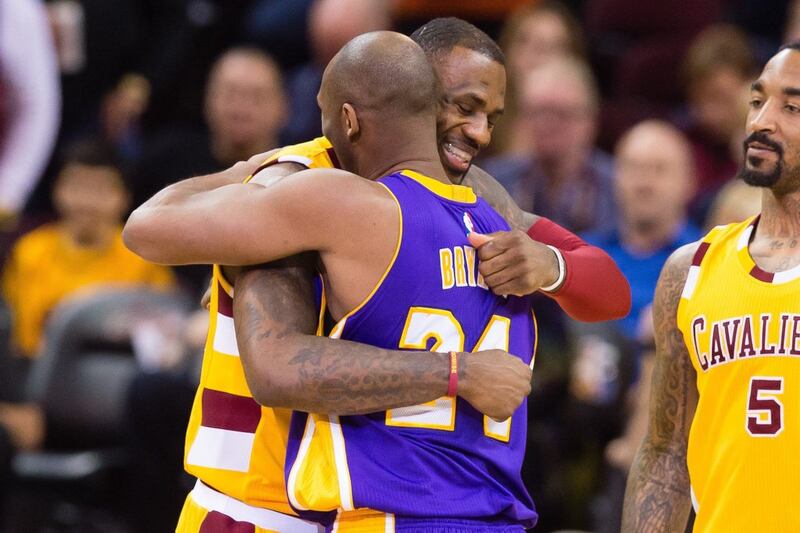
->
[738,157,782,188]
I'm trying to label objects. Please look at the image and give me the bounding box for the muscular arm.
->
[125,156,532,417]
[123,149,291,264]
[464,165,630,321]
[234,263,447,414]
[125,165,393,267]
[621,243,699,532]
[233,264,531,417]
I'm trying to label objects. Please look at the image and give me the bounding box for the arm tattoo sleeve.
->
[622,243,699,533]
[233,262,451,415]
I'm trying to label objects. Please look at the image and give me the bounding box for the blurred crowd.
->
[0,0,785,531]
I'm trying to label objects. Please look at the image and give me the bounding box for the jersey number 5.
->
[385,307,516,442]
[746,377,784,437]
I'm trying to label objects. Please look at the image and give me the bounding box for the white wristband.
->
[540,245,566,293]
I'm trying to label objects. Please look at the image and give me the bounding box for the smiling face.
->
[740,48,800,193]
[433,46,506,181]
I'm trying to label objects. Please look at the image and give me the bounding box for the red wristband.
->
[447,351,459,397]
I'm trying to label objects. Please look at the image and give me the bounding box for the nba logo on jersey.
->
[463,212,475,235]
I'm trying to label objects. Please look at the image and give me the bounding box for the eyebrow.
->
[461,92,487,107]
[750,80,800,97]
[459,92,504,115]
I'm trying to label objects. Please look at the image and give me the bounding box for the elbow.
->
[615,284,633,320]
[607,267,632,320]
[586,277,631,323]
[249,382,281,408]
[122,210,149,255]
[243,368,282,408]
[240,351,292,408]
[122,209,158,262]
[123,208,174,264]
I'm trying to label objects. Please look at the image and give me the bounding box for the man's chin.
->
[739,164,781,188]
[443,163,470,184]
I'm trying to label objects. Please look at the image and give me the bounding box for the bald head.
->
[317,31,442,177]
[616,120,694,172]
[615,120,695,237]
[322,31,437,119]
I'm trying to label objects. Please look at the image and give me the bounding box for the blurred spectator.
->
[133,47,286,295]
[0,141,174,528]
[2,141,174,360]
[483,57,614,234]
[47,0,256,143]
[392,0,530,23]
[584,120,700,343]
[492,1,585,156]
[680,24,756,223]
[241,0,315,68]
[500,1,585,93]
[139,0,258,134]
[579,121,701,532]
[583,0,724,149]
[45,0,142,144]
[27,0,256,216]
[281,0,391,145]
[124,307,208,533]
[203,48,286,168]
[0,0,60,222]
[705,178,762,230]
[731,0,790,64]
[786,0,800,43]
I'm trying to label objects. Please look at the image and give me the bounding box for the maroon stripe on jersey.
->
[692,242,711,266]
[199,510,255,533]
[326,147,341,169]
[750,265,775,283]
[201,389,261,433]
[217,282,233,317]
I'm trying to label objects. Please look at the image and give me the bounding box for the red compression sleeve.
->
[527,217,631,322]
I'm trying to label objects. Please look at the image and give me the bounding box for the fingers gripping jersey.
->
[284,170,538,530]
[677,216,800,532]
[182,137,335,517]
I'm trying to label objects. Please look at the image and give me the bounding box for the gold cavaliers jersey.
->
[182,137,335,512]
[677,216,800,532]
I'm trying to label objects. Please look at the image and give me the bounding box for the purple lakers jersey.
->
[284,170,538,531]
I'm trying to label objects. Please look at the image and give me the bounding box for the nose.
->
[749,100,777,135]
[462,116,492,150]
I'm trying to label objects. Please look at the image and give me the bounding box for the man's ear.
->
[342,103,360,141]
